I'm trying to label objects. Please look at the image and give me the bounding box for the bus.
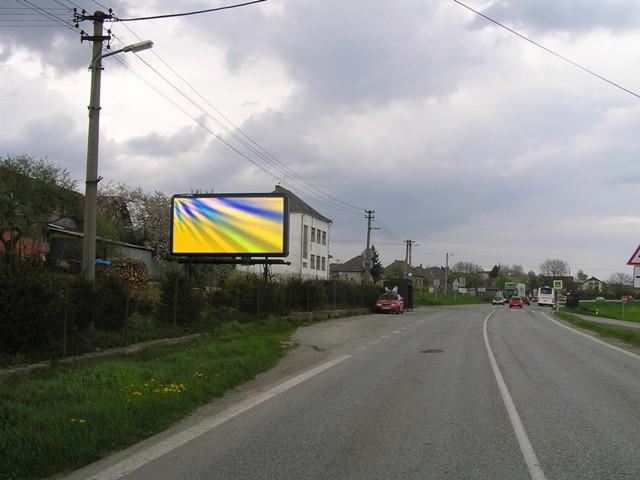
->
[537,286,555,307]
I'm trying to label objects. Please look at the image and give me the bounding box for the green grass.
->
[0,319,293,480]
[574,301,640,323]
[554,310,640,347]
[414,293,489,306]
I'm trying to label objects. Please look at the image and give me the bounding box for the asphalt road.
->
[66,305,640,480]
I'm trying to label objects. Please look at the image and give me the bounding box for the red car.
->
[509,296,524,308]
[375,293,405,314]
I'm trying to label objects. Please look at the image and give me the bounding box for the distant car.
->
[558,295,567,304]
[621,295,634,303]
[375,293,404,314]
[595,296,606,302]
[509,296,524,308]
[492,296,505,305]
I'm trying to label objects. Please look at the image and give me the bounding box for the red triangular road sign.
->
[627,244,640,265]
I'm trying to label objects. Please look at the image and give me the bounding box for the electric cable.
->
[453,0,640,100]
[108,33,364,216]
[113,0,266,22]
[114,25,365,213]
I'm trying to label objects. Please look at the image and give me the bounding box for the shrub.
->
[158,268,204,326]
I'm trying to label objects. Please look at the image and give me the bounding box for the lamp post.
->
[80,13,153,281]
[444,252,454,295]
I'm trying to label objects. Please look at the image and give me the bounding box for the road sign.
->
[553,280,563,290]
[627,244,640,265]
[634,266,640,289]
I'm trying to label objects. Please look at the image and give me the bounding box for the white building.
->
[239,185,332,279]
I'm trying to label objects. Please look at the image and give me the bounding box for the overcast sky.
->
[2,0,640,279]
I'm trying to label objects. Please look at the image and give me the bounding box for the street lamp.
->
[80,22,153,281]
[444,252,454,295]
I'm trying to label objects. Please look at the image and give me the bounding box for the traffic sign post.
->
[634,266,640,289]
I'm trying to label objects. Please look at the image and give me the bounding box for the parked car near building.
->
[375,292,405,314]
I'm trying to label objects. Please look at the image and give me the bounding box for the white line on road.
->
[483,312,547,480]
[381,335,390,338]
[83,355,352,480]
[539,312,640,361]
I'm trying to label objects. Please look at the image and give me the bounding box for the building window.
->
[310,254,315,270]
[316,229,321,243]
[303,225,308,259]
[311,227,316,243]
[322,231,326,245]
[322,256,326,271]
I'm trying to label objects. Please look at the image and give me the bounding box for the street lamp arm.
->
[91,40,153,68]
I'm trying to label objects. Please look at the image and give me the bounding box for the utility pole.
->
[78,11,152,281]
[81,11,110,281]
[364,210,378,283]
[444,252,454,295]
[404,240,416,278]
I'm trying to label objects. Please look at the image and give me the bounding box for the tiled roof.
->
[330,254,365,273]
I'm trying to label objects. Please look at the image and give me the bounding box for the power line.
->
[112,26,365,214]
[116,47,361,216]
[115,52,365,217]
[452,0,640,100]
[113,0,267,22]
[106,31,365,217]
[15,0,76,32]
[111,56,282,182]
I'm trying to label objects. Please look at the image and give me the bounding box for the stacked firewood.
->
[110,258,149,289]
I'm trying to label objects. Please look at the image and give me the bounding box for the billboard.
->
[170,193,289,256]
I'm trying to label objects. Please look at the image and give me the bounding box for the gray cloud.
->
[477,1,640,33]
[0,0,134,72]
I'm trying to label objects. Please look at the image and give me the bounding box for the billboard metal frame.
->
[170,193,290,258]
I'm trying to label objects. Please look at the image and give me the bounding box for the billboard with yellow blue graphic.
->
[170,193,289,256]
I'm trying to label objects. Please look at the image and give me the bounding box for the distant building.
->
[239,185,332,279]
[384,261,446,293]
[330,253,367,284]
[580,276,605,292]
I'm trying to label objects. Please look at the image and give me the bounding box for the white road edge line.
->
[539,311,640,361]
[483,312,547,480]
[84,354,352,480]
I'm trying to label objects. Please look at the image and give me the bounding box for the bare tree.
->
[608,272,632,285]
[452,261,483,274]
[539,258,569,276]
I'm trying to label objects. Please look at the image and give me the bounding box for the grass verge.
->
[0,318,293,480]
[573,301,640,323]
[554,310,640,347]
[415,293,489,306]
